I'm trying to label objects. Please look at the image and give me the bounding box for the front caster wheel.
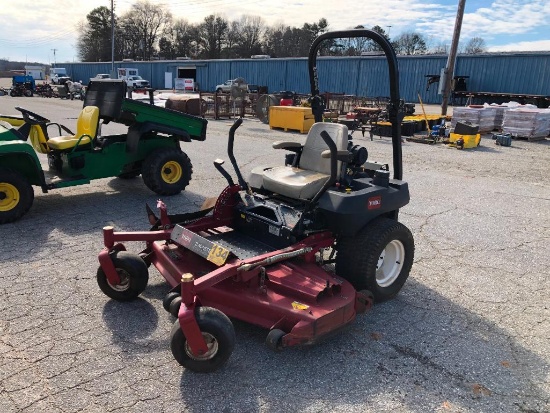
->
[96,251,149,301]
[266,329,285,351]
[163,292,180,313]
[170,307,235,373]
[336,218,414,302]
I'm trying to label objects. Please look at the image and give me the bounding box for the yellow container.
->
[449,132,481,149]
[269,106,315,133]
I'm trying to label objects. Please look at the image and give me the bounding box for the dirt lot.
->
[0,94,549,413]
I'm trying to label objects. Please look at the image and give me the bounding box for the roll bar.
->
[307,29,404,180]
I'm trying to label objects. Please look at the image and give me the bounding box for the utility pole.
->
[441,0,466,116]
[111,0,115,77]
[51,48,57,67]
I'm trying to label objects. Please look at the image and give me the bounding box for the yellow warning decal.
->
[292,301,309,310]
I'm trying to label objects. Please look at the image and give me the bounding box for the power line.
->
[0,27,81,47]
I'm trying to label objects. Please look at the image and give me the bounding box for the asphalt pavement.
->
[0,94,548,413]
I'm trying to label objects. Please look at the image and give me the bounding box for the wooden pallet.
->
[269,126,309,134]
[512,135,548,142]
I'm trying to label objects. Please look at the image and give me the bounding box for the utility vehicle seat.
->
[260,123,349,200]
[47,106,100,151]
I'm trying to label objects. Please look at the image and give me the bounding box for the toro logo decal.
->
[367,195,382,210]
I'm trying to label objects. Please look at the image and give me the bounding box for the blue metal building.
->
[61,52,550,105]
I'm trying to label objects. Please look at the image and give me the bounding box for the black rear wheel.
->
[142,148,192,195]
[170,307,235,373]
[0,168,34,224]
[336,218,414,302]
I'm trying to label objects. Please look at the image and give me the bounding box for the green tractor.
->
[0,80,207,224]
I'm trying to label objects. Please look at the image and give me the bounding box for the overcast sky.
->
[1,0,549,64]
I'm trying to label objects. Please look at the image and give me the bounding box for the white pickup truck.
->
[215,78,248,94]
[125,75,149,89]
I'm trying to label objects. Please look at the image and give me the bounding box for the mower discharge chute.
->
[96,29,414,373]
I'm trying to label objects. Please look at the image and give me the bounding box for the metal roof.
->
[61,52,550,104]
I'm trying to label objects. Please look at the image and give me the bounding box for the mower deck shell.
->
[153,237,359,347]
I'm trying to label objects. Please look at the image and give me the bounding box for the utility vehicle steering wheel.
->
[15,107,50,125]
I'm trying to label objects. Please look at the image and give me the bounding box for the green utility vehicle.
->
[0,80,207,224]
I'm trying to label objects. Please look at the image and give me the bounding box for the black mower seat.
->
[259,123,349,200]
[47,106,100,151]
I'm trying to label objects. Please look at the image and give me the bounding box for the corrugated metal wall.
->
[62,53,550,104]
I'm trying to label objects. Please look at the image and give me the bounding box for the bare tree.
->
[463,37,487,54]
[263,23,288,57]
[224,21,241,58]
[429,41,449,54]
[235,15,265,58]
[366,25,391,52]
[158,19,198,59]
[393,31,427,55]
[196,15,228,59]
[338,25,368,55]
[119,0,172,60]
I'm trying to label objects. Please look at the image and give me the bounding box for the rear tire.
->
[170,307,235,372]
[0,168,34,224]
[142,148,192,195]
[336,218,414,302]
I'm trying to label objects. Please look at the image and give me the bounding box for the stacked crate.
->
[502,108,550,141]
[451,107,498,133]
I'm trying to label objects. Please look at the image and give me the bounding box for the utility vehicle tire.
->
[216,88,222,93]
[9,90,16,97]
[266,329,285,351]
[142,148,193,196]
[0,168,34,224]
[335,218,414,302]
[24,90,33,97]
[170,306,235,373]
[96,251,149,301]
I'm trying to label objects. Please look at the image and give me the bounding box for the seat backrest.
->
[29,125,50,153]
[84,80,125,121]
[75,106,100,140]
[299,123,349,175]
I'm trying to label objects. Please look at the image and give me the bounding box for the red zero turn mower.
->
[96,29,414,372]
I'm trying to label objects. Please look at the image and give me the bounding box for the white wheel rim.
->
[185,332,219,360]
[376,240,405,287]
[107,270,130,292]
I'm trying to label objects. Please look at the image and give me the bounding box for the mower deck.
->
[150,233,359,346]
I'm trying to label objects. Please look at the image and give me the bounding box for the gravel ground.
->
[0,93,548,413]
